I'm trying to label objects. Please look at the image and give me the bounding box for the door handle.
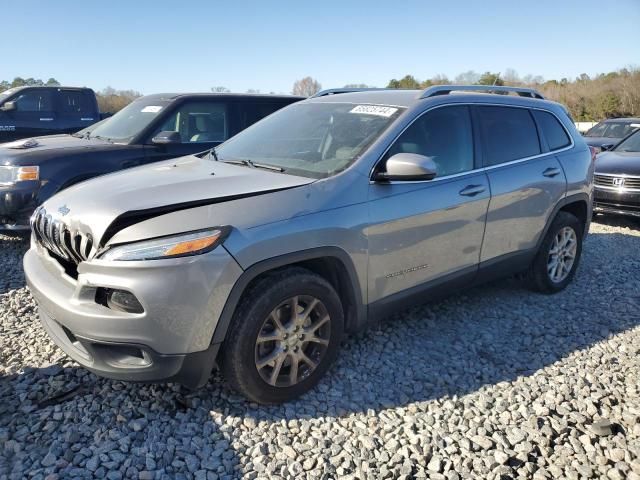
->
[543,167,561,178]
[459,184,486,197]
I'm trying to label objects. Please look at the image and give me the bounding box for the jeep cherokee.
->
[23,85,594,404]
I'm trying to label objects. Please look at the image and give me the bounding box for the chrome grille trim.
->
[31,207,93,264]
[594,173,640,191]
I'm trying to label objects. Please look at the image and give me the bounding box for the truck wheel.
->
[221,267,344,404]
[527,211,583,294]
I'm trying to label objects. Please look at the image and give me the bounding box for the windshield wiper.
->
[92,134,112,143]
[210,148,219,161]
[220,158,284,172]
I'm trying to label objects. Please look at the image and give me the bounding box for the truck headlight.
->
[99,227,230,261]
[0,165,39,185]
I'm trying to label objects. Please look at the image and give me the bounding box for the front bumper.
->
[0,181,38,228]
[24,243,243,387]
[594,186,640,218]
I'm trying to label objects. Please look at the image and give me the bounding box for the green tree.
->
[477,72,504,86]
[387,75,421,89]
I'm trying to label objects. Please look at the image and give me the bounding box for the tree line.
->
[290,67,640,121]
[4,68,639,120]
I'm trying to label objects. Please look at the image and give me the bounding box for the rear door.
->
[6,88,57,139]
[367,105,490,303]
[56,89,98,134]
[475,105,567,263]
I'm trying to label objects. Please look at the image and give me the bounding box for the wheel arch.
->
[536,193,591,251]
[211,247,367,346]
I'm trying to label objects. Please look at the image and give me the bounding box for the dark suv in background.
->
[584,117,640,152]
[0,86,102,142]
[0,93,302,229]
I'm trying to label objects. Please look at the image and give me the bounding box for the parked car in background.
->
[0,93,302,229]
[583,117,640,152]
[24,85,593,403]
[0,86,103,142]
[593,128,640,218]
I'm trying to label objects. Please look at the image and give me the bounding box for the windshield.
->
[0,88,20,103]
[215,102,404,178]
[586,121,638,138]
[613,130,640,153]
[81,97,170,143]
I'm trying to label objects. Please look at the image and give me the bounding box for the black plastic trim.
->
[211,246,366,344]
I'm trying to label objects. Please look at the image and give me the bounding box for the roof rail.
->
[311,87,391,98]
[420,85,545,100]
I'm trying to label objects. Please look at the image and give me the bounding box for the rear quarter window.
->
[533,110,571,151]
[477,106,541,166]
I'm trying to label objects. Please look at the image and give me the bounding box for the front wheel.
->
[221,268,344,404]
[526,211,583,294]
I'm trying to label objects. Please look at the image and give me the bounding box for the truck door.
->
[9,88,57,139]
[56,89,98,134]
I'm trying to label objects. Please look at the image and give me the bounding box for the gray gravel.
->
[1,217,639,480]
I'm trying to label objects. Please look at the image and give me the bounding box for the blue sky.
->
[3,0,639,94]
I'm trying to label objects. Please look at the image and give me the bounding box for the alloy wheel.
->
[547,226,578,283]
[254,295,331,387]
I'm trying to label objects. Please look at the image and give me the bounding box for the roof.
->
[602,117,640,123]
[305,88,563,112]
[141,92,305,101]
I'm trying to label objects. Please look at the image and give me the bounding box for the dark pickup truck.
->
[0,86,102,142]
[0,92,303,229]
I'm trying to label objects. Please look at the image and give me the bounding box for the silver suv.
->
[24,86,594,404]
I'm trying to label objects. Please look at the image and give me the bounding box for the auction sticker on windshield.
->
[141,106,163,113]
[350,105,398,117]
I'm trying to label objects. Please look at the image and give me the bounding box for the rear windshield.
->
[77,97,171,143]
[586,121,638,138]
[215,102,404,178]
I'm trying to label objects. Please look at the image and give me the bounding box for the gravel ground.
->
[1,217,639,480]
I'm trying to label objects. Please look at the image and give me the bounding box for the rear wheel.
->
[526,211,583,294]
[221,268,343,404]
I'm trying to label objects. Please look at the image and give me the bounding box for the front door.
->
[144,100,229,165]
[367,105,490,304]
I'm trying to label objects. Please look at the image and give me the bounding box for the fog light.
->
[96,288,144,314]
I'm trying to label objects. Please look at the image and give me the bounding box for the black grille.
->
[594,174,640,190]
[30,207,93,264]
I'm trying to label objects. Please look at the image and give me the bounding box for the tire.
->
[221,267,344,404]
[526,211,583,294]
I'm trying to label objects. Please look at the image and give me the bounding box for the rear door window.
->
[533,110,571,151]
[239,102,287,130]
[58,90,94,117]
[476,106,541,166]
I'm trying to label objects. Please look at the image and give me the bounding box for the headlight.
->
[0,165,39,185]
[99,227,230,261]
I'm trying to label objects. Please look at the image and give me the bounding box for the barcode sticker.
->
[350,105,398,117]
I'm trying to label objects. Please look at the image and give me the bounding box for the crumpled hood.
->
[0,134,122,166]
[40,155,315,246]
[595,151,640,176]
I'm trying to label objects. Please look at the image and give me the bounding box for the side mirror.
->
[0,101,16,112]
[151,131,181,145]
[375,153,437,182]
[600,143,614,151]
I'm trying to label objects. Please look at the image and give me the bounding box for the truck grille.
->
[594,174,640,190]
[30,207,94,264]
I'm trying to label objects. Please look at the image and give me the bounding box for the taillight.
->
[589,146,597,163]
